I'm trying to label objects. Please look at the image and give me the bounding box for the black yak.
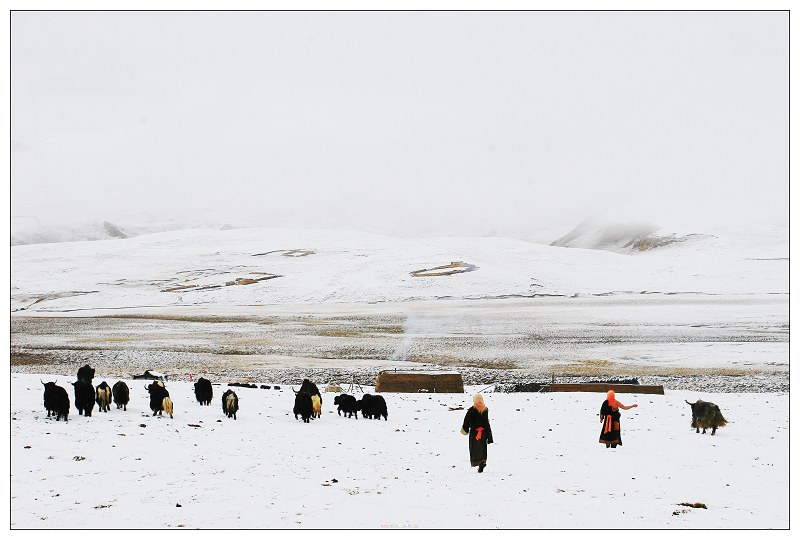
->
[293,392,313,423]
[334,394,358,419]
[685,399,727,435]
[112,381,129,410]
[357,394,388,421]
[146,381,173,418]
[72,380,95,417]
[95,381,112,413]
[222,389,239,419]
[194,377,213,406]
[294,379,322,405]
[42,380,70,422]
[77,364,95,385]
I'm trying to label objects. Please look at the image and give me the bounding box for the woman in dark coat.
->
[599,389,637,448]
[460,394,493,472]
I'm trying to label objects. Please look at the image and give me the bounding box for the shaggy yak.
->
[293,392,313,423]
[357,394,388,421]
[222,389,239,420]
[76,364,95,385]
[112,381,130,410]
[685,399,728,435]
[42,380,70,422]
[72,380,95,417]
[334,394,358,419]
[95,381,112,413]
[194,377,213,406]
[294,379,322,404]
[146,381,173,418]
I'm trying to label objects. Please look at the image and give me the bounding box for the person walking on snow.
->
[460,394,493,472]
[599,389,638,448]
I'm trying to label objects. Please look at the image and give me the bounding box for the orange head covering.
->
[607,389,617,408]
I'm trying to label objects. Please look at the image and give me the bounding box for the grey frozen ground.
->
[11,295,788,393]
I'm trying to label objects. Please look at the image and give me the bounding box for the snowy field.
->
[10,294,789,393]
[10,373,788,529]
[10,226,790,392]
[10,226,788,314]
[10,225,789,529]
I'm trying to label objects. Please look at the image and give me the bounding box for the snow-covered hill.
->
[10,225,788,314]
[10,373,788,528]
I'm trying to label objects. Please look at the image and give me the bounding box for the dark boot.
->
[611,444,617,448]
[606,444,610,448]
[478,463,486,473]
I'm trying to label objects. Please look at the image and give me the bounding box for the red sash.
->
[475,427,485,441]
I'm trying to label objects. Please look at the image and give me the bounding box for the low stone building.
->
[375,370,464,393]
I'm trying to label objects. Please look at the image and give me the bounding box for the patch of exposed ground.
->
[12,291,100,313]
[11,304,788,393]
[251,249,316,257]
[405,354,521,370]
[11,353,64,366]
[161,274,281,293]
[72,337,139,343]
[411,261,477,277]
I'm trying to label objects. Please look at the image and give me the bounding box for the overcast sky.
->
[11,11,788,236]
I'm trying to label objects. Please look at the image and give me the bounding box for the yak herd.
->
[39,367,391,426]
[291,378,388,423]
[40,365,728,437]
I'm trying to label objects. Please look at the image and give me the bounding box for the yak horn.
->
[292,387,298,393]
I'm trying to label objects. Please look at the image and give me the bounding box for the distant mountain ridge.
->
[550,218,714,253]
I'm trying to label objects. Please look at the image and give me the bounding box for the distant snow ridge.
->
[550,218,713,253]
[10,216,235,246]
[11,217,120,245]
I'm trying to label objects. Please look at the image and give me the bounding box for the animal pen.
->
[374,370,464,393]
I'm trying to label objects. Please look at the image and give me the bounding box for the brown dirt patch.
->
[411,261,478,277]
[11,353,61,366]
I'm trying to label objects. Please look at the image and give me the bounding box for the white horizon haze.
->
[11,11,788,240]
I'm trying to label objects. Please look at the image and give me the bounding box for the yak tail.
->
[717,412,728,427]
[162,397,173,418]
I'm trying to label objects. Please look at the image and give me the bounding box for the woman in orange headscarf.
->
[599,389,637,448]
[460,394,493,472]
